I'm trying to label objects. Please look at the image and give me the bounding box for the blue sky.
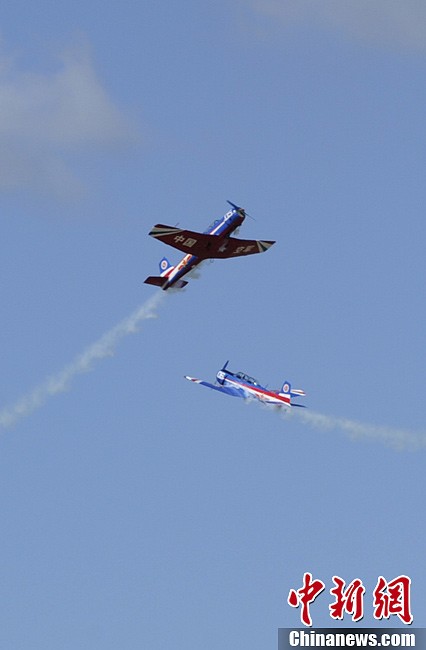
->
[1,1,425,647]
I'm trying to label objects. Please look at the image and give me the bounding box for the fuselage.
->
[216,370,291,406]
[161,207,245,289]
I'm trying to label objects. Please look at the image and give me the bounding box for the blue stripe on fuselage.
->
[204,209,244,236]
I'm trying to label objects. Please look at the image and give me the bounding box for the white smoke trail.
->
[0,292,165,429]
[290,408,426,451]
[243,395,425,450]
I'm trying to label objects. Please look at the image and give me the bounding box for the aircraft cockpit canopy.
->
[234,371,259,386]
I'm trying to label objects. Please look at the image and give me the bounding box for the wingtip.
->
[258,240,276,253]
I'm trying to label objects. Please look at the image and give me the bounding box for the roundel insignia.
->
[283,383,290,393]
[160,259,168,271]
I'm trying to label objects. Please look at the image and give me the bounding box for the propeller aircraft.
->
[144,201,275,290]
[185,361,306,408]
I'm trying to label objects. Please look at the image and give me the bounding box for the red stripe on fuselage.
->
[225,378,290,404]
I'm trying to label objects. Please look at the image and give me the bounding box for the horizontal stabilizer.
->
[144,275,188,290]
[172,279,188,289]
[144,275,168,288]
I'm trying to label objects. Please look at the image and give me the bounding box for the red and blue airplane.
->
[144,201,275,290]
[185,361,306,408]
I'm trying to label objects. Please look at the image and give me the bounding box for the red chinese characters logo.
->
[288,574,413,627]
[329,576,365,622]
[287,572,325,627]
[373,575,413,625]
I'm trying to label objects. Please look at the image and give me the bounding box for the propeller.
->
[226,200,255,221]
[226,200,242,211]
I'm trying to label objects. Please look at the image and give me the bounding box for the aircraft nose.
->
[235,210,245,226]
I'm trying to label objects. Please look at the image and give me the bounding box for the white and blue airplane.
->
[185,361,306,408]
[144,201,275,290]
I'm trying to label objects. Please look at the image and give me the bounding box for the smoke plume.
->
[0,292,164,429]
[291,408,426,451]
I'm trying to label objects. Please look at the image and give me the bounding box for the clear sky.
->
[1,1,425,647]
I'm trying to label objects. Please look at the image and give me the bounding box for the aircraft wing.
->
[149,224,275,259]
[184,376,246,398]
[148,225,214,257]
[205,236,275,259]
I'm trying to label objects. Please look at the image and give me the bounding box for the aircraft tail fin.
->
[144,256,183,290]
[279,381,306,405]
[280,381,292,396]
[159,257,174,277]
